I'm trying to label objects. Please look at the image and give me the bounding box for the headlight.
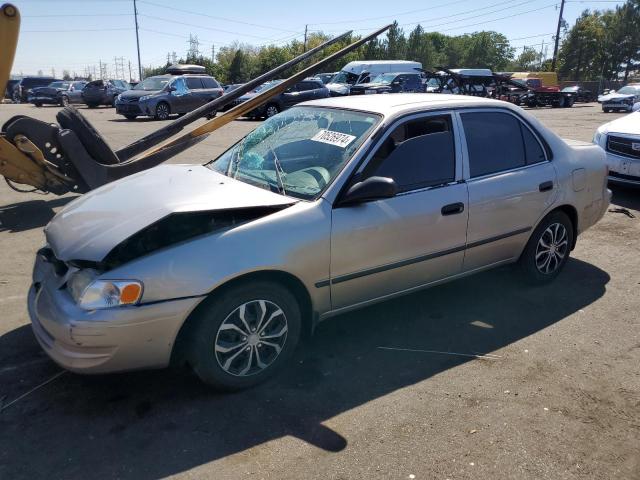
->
[68,269,143,310]
[139,95,151,102]
[593,131,602,145]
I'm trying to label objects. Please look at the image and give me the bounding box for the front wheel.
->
[59,95,69,107]
[154,102,170,120]
[518,211,573,285]
[186,281,302,390]
[123,114,137,120]
[34,102,42,107]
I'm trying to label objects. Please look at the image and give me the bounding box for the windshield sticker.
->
[311,129,356,148]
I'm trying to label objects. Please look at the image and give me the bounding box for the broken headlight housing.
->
[67,269,143,310]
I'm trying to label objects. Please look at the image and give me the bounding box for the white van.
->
[327,60,422,96]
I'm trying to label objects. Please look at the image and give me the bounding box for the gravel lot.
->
[0,102,638,480]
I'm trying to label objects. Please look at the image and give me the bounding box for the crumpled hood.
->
[598,92,635,102]
[45,164,295,262]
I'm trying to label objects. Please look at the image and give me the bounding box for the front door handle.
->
[539,180,554,192]
[441,202,465,216]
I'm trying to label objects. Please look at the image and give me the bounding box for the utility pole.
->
[303,24,308,52]
[551,0,565,72]
[539,40,545,70]
[133,0,143,81]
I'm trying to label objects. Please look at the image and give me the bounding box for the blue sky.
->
[11,0,625,79]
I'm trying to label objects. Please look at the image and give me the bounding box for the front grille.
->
[607,135,640,160]
[609,171,640,182]
[121,97,139,103]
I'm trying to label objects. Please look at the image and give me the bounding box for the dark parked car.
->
[349,72,423,95]
[234,79,329,119]
[82,79,131,108]
[12,76,59,103]
[4,79,19,100]
[561,85,594,103]
[115,71,223,120]
[28,80,87,107]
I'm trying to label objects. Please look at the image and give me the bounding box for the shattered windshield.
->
[617,86,640,95]
[370,73,396,84]
[208,106,380,200]
[330,71,359,85]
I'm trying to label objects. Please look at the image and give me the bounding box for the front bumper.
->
[28,255,203,374]
[605,151,640,186]
[28,95,60,104]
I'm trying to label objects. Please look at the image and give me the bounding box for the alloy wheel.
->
[156,103,170,120]
[214,299,288,377]
[265,105,279,118]
[61,96,69,107]
[535,222,568,274]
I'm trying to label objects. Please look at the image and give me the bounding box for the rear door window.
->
[361,115,456,192]
[186,77,204,90]
[461,111,547,176]
[461,112,526,177]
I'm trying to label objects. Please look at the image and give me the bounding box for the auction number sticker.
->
[311,129,356,148]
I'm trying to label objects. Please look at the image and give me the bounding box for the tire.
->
[154,101,170,120]
[603,108,611,113]
[518,211,574,285]
[123,114,137,120]
[56,106,120,165]
[186,281,302,390]
[34,102,42,107]
[12,92,21,103]
[87,103,98,108]
[111,96,118,107]
[564,96,574,108]
[265,103,280,118]
[59,95,69,107]
[526,98,537,108]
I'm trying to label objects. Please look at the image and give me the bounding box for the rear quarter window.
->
[201,77,220,88]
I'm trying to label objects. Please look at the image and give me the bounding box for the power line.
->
[307,0,474,25]
[138,13,281,40]
[137,0,298,33]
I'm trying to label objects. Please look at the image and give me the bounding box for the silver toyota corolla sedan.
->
[29,94,610,390]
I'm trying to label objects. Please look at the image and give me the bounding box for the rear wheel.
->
[186,281,302,390]
[518,211,573,285]
[154,101,170,120]
[265,103,280,118]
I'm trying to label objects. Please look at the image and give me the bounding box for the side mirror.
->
[339,176,398,206]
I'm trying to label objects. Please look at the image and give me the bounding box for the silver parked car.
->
[29,94,610,390]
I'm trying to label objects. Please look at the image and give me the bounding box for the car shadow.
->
[609,184,640,212]
[0,196,75,233]
[0,258,609,479]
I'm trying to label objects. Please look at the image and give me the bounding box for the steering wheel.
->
[301,166,330,188]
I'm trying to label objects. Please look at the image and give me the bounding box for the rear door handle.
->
[441,202,465,216]
[539,181,554,192]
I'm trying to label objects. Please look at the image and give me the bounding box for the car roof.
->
[303,93,507,116]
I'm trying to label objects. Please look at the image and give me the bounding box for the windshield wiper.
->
[270,146,287,196]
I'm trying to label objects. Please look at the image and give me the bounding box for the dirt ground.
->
[0,102,638,480]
